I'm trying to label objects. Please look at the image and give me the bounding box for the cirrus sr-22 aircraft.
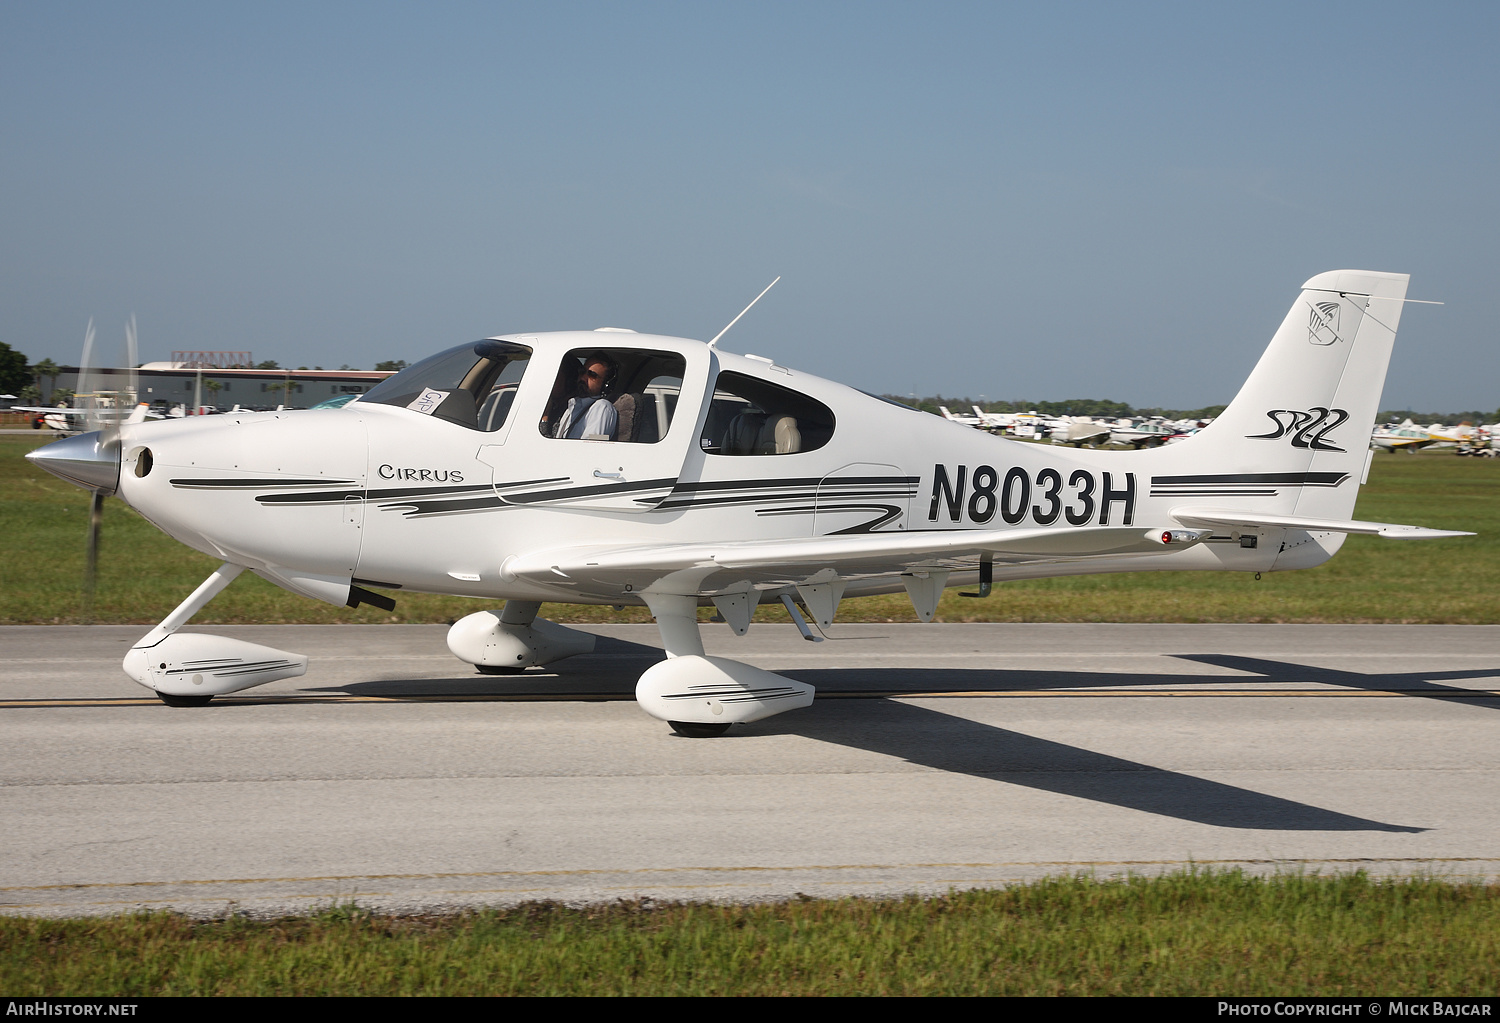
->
[28,270,1471,736]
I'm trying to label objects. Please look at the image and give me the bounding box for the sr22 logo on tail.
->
[1247,407,1349,451]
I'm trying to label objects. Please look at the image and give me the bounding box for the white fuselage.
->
[112,332,1329,615]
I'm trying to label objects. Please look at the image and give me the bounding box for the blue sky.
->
[2,2,1496,410]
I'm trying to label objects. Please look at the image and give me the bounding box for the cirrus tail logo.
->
[1246,407,1349,451]
[1309,300,1343,345]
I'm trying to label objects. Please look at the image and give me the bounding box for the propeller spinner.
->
[24,429,121,493]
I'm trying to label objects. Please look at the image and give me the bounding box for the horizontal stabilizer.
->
[1172,507,1473,539]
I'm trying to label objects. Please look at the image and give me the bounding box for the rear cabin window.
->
[539,349,687,443]
[700,371,835,455]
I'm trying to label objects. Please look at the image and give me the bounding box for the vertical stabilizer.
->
[1164,270,1408,523]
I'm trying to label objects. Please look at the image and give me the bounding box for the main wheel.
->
[668,720,731,738]
[158,693,213,707]
[476,664,527,675]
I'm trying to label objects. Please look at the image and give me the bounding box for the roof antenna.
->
[708,276,780,349]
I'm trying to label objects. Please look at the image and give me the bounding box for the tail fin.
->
[1164,270,1409,522]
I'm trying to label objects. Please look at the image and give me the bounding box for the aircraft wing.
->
[1171,507,1472,539]
[9,406,89,415]
[499,524,1211,585]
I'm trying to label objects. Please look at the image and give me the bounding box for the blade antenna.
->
[708,276,780,349]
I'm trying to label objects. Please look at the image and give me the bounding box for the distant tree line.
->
[1375,409,1498,426]
[0,342,30,394]
[883,393,1500,425]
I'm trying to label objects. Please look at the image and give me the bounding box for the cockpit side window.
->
[540,348,687,443]
[357,341,532,433]
[701,371,835,455]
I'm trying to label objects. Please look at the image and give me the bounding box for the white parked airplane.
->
[1370,418,1438,452]
[27,270,1471,735]
[938,405,983,428]
[1422,422,1474,449]
[12,401,158,433]
[968,405,1019,432]
[1107,417,1181,448]
[1042,416,1109,447]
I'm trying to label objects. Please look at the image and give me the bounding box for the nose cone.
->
[26,430,121,494]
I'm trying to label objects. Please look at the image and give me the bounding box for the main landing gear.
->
[633,592,815,737]
[448,600,597,672]
[446,593,816,737]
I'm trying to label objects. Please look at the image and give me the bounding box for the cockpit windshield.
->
[357,341,532,432]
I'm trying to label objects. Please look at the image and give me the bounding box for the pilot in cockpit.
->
[549,351,619,441]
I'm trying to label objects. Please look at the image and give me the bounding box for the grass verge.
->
[4,871,1499,995]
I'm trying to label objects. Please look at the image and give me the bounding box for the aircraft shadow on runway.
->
[316,634,1500,704]
[304,637,1450,834]
[1174,654,1500,712]
[303,633,663,696]
[751,693,1422,834]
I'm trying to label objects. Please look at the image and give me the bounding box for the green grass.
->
[2,435,1494,625]
[4,871,1499,995]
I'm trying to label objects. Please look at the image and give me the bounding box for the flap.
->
[498,525,1211,584]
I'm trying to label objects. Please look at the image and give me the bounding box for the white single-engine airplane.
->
[28,270,1471,735]
[12,401,158,433]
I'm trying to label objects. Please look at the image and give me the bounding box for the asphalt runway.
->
[3,621,1499,918]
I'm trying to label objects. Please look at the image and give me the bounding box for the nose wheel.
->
[158,693,214,707]
[669,721,731,738]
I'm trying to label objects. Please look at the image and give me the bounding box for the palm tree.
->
[33,358,59,402]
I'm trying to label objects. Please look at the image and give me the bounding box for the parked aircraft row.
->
[1369,419,1498,454]
[942,405,1498,455]
[941,406,1212,448]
